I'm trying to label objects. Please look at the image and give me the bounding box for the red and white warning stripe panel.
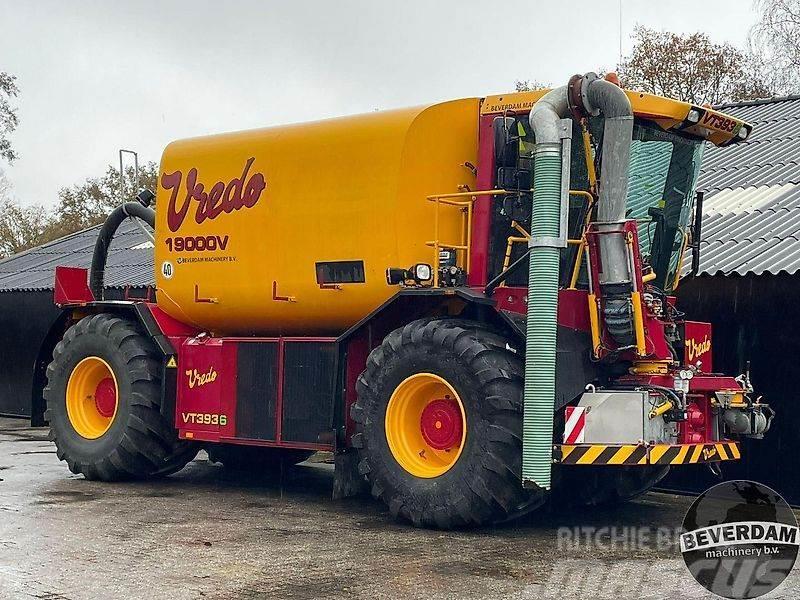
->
[563,406,586,444]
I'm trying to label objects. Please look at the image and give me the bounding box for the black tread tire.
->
[351,318,544,529]
[44,313,197,481]
[206,444,313,472]
[553,464,670,507]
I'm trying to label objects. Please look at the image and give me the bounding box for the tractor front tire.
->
[351,318,544,529]
[44,313,196,480]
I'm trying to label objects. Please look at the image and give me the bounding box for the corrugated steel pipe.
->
[90,202,155,300]
[582,74,634,221]
[524,73,633,490]
[580,75,635,346]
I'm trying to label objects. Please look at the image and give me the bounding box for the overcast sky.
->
[0,0,758,206]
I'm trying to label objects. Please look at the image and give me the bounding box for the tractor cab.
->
[481,91,744,295]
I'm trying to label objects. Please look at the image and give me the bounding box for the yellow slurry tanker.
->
[43,72,772,528]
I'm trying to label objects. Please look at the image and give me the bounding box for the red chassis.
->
[54,267,739,458]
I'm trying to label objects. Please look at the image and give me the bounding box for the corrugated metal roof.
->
[0,219,154,292]
[702,184,796,215]
[692,96,800,276]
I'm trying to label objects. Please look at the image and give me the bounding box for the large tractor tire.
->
[351,318,544,529]
[206,444,313,472]
[44,313,197,480]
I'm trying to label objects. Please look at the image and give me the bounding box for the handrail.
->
[568,237,587,289]
[426,189,525,287]
[565,188,597,290]
[569,190,594,203]
[426,188,590,288]
[671,227,690,291]
[426,189,527,201]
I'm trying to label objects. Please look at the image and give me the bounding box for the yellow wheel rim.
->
[66,357,119,440]
[385,373,466,478]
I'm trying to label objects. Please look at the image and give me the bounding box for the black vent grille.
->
[281,342,336,443]
[235,342,278,440]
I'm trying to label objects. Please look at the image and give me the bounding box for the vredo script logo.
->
[185,366,218,389]
[161,157,266,232]
[686,336,711,362]
[680,480,799,599]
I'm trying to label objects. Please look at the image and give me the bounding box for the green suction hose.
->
[523,73,633,490]
[523,146,563,489]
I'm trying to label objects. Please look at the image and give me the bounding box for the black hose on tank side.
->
[90,202,155,300]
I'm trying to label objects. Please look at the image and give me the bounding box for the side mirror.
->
[493,116,518,169]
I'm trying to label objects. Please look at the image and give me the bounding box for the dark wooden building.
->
[0,220,152,423]
[667,96,800,505]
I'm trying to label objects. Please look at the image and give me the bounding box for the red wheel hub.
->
[94,377,117,418]
[420,398,463,450]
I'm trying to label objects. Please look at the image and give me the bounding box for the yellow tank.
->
[154,99,479,335]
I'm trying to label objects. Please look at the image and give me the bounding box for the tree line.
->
[0,162,158,258]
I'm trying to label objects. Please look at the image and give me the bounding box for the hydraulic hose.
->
[90,202,155,300]
[610,384,684,410]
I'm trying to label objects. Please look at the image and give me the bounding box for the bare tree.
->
[751,0,800,93]
[618,27,772,105]
[0,162,159,258]
[50,161,159,238]
[514,80,550,92]
[0,72,20,163]
[0,175,53,258]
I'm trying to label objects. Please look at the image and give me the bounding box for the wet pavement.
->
[0,417,798,599]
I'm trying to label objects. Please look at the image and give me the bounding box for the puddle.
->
[35,490,99,505]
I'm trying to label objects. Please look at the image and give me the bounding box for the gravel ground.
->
[0,417,797,600]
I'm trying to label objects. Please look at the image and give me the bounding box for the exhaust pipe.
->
[524,73,632,490]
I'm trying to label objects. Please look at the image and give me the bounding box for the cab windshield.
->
[625,124,703,292]
[492,116,702,292]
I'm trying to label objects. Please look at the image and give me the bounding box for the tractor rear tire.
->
[44,313,197,480]
[206,444,313,472]
[351,318,544,529]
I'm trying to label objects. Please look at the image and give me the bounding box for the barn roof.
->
[0,219,154,292]
[693,95,800,276]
